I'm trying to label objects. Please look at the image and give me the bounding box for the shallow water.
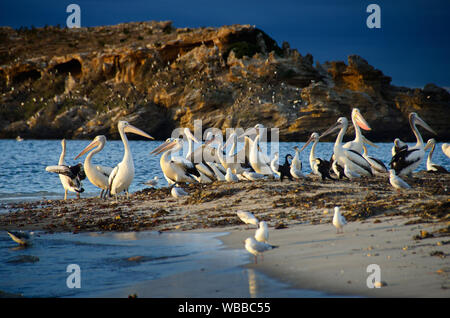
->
[0,139,448,202]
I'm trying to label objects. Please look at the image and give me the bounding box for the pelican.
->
[343,108,377,153]
[442,144,450,158]
[46,139,85,200]
[390,113,436,176]
[425,139,448,173]
[151,138,201,184]
[74,135,113,199]
[237,210,259,227]
[255,221,269,243]
[299,132,330,176]
[321,117,373,178]
[362,144,388,175]
[290,146,305,178]
[389,169,411,191]
[332,207,347,234]
[108,121,154,199]
[392,138,408,157]
[248,134,273,175]
[244,237,277,264]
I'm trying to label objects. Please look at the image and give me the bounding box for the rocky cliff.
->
[0,21,448,141]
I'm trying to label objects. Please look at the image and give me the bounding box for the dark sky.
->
[1,0,449,88]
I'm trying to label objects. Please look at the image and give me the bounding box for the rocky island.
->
[0,21,449,141]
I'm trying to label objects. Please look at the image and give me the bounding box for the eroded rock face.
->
[0,22,448,141]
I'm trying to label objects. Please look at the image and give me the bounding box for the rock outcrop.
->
[0,21,448,141]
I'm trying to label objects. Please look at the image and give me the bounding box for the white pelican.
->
[46,139,85,200]
[299,132,321,176]
[74,135,113,199]
[362,144,388,175]
[389,169,411,191]
[270,152,281,178]
[225,168,239,182]
[151,138,201,184]
[442,143,450,158]
[249,134,273,175]
[184,127,200,162]
[390,113,436,176]
[237,210,259,227]
[108,121,154,199]
[425,139,448,173]
[290,146,304,178]
[255,221,269,243]
[244,237,277,264]
[343,108,377,153]
[171,186,189,198]
[392,138,408,157]
[321,117,373,178]
[332,207,347,234]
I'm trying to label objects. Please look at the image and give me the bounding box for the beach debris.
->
[128,293,138,298]
[413,230,434,240]
[374,281,387,288]
[254,221,269,243]
[332,206,347,234]
[244,237,277,264]
[236,210,258,227]
[274,222,288,229]
[430,251,446,258]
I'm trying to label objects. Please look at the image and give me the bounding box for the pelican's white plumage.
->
[362,144,388,175]
[343,108,377,153]
[332,207,347,234]
[75,135,112,198]
[442,143,450,159]
[424,139,448,173]
[108,121,154,199]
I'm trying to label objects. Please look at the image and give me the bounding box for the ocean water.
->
[0,139,448,201]
[0,138,448,298]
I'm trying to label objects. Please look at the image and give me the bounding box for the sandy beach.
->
[1,171,449,297]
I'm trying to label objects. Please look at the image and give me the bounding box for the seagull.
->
[7,231,32,246]
[389,169,411,192]
[332,207,347,234]
[254,221,269,243]
[144,176,159,187]
[244,237,277,264]
[225,168,239,182]
[171,186,189,198]
[237,210,259,227]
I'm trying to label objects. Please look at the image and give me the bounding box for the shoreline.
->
[0,172,449,297]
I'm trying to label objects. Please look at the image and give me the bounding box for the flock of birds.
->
[45,108,448,202]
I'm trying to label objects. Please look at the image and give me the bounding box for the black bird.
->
[315,158,336,181]
[330,155,347,180]
[279,154,294,182]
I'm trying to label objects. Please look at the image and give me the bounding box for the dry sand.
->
[0,171,449,297]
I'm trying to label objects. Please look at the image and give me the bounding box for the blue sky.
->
[1,0,449,88]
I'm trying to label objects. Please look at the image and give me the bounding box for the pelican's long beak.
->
[299,137,314,153]
[124,124,155,140]
[355,110,371,131]
[204,135,217,146]
[320,122,341,139]
[416,116,437,135]
[75,139,100,160]
[151,139,177,155]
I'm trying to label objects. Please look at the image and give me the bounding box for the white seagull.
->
[332,206,347,234]
[254,221,269,243]
[237,210,259,227]
[171,186,189,198]
[389,169,411,191]
[244,237,277,264]
[225,168,239,182]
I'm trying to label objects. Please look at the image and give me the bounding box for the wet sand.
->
[0,172,449,297]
